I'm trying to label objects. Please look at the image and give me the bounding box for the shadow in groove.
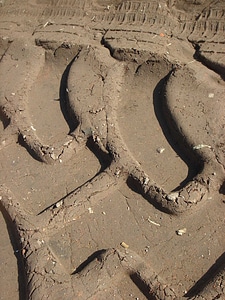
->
[126,176,172,214]
[0,107,10,129]
[86,137,112,172]
[17,134,43,163]
[0,203,27,300]
[219,181,225,195]
[130,272,157,300]
[185,252,225,298]
[153,71,203,191]
[71,249,107,275]
[59,52,80,134]
[193,45,225,81]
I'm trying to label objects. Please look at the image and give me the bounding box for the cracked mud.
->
[0,0,225,299]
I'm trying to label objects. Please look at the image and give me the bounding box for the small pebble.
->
[167,192,179,201]
[157,147,165,154]
[176,228,187,236]
[88,207,93,214]
[120,241,129,249]
[55,200,63,208]
[208,93,214,98]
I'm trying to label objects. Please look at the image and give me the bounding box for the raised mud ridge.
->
[0,1,225,299]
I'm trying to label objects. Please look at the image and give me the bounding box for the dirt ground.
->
[0,0,225,299]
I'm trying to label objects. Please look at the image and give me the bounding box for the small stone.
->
[115,169,121,177]
[157,147,165,154]
[88,207,93,214]
[120,241,129,249]
[208,93,214,98]
[167,192,179,201]
[176,228,187,236]
[55,200,63,208]
[144,177,149,185]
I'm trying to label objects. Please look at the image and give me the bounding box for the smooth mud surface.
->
[0,1,225,299]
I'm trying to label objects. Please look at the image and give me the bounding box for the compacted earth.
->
[0,1,225,299]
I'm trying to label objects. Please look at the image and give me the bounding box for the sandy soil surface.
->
[0,0,225,299]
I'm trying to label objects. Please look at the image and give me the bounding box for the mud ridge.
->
[153,69,203,189]
[193,46,225,80]
[186,252,225,298]
[0,203,27,300]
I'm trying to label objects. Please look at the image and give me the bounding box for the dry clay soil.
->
[0,0,225,299]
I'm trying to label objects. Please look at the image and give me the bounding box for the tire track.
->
[1,1,225,299]
[1,0,224,47]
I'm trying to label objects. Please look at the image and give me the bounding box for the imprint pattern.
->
[0,0,225,299]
